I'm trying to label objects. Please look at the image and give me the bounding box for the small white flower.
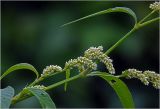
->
[149,2,160,10]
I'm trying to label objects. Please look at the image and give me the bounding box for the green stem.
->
[139,10,155,23]
[138,17,160,29]
[115,74,126,78]
[11,73,82,105]
[28,71,65,87]
[105,26,137,55]
[105,17,159,55]
[45,74,82,91]
[28,78,41,87]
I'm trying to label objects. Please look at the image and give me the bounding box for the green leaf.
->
[88,71,135,108]
[61,7,137,27]
[26,88,56,109]
[0,86,15,109]
[0,63,39,80]
[64,69,70,91]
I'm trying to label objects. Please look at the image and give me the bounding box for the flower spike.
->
[123,69,160,89]
[41,65,62,77]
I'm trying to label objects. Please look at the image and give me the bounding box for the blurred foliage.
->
[1,1,159,108]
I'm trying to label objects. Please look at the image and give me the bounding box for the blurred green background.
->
[1,1,159,108]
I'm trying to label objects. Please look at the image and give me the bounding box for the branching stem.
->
[11,10,159,105]
[139,10,155,23]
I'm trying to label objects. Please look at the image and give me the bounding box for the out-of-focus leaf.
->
[64,69,70,91]
[0,63,39,80]
[26,88,56,109]
[88,71,135,108]
[61,7,137,27]
[0,86,15,109]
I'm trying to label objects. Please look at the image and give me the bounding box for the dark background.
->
[1,1,159,108]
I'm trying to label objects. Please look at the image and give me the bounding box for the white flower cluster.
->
[123,69,149,85]
[65,56,97,72]
[84,46,115,74]
[25,85,46,90]
[149,2,160,10]
[41,65,62,77]
[123,69,160,89]
[64,46,115,74]
[84,46,103,59]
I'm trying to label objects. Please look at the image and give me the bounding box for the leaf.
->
[26,88,56,109]
[61,7,137,27]
[0,86,15,109]
[64,69,70,91]
[88,71,135,108]
[0,63,39,80]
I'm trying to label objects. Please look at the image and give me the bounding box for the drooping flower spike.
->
[122,69,160,89]
[84,46,115,74]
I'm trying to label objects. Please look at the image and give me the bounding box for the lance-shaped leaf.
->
[0,86,15,109]
[0,63,39,80]
[26,88,56,109]
[88,72,135,108]
[61,7,137,27]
